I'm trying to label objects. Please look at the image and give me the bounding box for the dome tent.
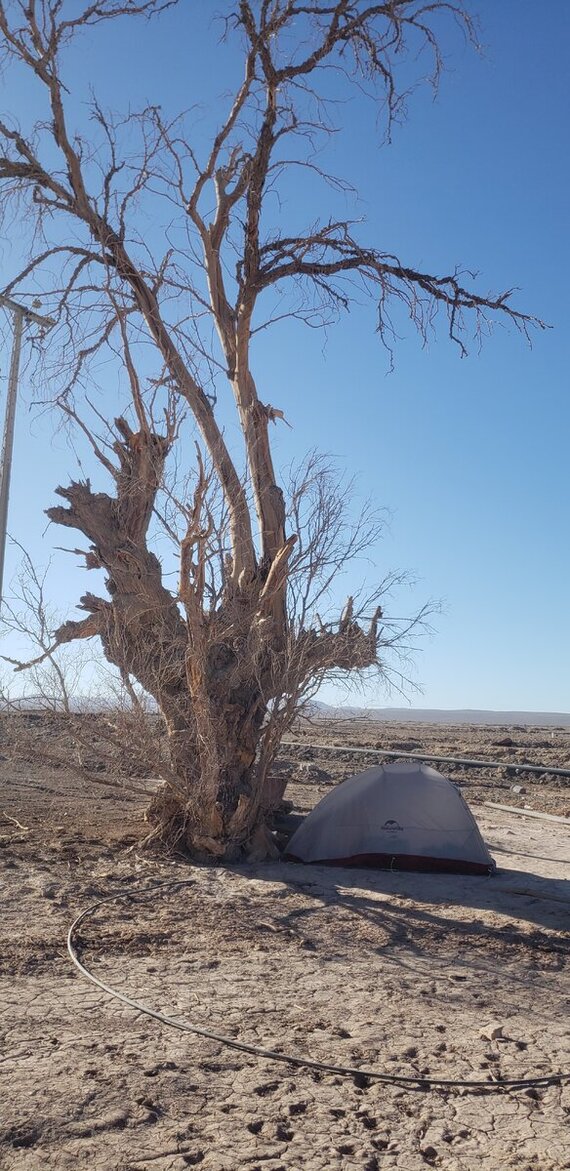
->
[285,761,495,875]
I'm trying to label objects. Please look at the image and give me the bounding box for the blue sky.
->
[0,1,569,712]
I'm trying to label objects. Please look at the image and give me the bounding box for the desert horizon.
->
[312,703,570,727]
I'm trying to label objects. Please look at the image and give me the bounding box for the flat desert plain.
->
[1,715,569,1171]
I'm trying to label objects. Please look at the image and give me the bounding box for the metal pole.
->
[0,295,54,609]
[0,307,24,606]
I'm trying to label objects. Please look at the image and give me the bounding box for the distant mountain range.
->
[311,704,570,728]
[2,696,569,728]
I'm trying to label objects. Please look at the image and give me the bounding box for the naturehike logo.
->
[381,819,403,834]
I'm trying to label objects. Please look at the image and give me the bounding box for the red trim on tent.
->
[284,851,495,875]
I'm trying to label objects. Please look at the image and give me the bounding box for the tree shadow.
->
[245,857,569,956]
[269,803,569,941]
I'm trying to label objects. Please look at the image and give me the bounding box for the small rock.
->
[372,1138,389,1151]
[288,1101,307,1116]
[40,882,60,899]
[276,1123,294,1142]
[511,784,526,794]
[479,1022,504,1041]
[297,762,333,782]
[359,1114,377,1131]
[421,1146,438,1163]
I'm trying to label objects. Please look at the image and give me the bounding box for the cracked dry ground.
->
[1,727,569,1170]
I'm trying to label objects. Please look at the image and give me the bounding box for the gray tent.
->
[286,761,495,874]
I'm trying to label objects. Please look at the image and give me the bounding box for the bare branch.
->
[256,225,545,351]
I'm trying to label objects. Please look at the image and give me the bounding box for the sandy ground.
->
[0,718,569,1170]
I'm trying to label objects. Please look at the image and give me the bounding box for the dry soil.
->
[0,716,569,1171]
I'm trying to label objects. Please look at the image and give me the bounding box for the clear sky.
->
[0,1,569,712]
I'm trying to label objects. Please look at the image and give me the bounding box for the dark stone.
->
[421,1146,438,1163]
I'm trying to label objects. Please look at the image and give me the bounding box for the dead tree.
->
[0,2,544,857]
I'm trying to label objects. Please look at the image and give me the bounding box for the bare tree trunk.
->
[146,686,277,859]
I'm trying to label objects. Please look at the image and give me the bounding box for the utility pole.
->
[0,294,55,607]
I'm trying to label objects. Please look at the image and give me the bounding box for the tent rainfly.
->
[285,761,496,875]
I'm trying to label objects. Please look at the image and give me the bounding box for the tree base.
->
[144,781,280,861]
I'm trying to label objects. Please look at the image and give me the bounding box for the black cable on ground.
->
[67,878,570,1094]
